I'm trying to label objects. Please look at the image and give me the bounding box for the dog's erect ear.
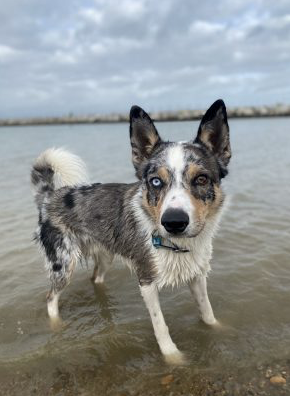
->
[130,105,161,177]
[195,99,231,167]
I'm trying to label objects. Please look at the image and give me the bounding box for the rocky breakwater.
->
[1,104,290,127]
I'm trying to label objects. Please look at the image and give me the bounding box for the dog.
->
[31,99,231,364]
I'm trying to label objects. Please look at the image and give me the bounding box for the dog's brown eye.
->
[195,175,208,186]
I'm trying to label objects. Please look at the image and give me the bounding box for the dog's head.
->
[130,100,231,238]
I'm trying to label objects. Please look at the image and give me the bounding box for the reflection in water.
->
[0,119,290,394]
[92,281,118,323]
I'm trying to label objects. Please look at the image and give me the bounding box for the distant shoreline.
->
[1,104,290,127]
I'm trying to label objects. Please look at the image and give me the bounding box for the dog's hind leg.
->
[47,259,76,319]
[47,288,60,320]
[44,233,80,321]
[92,249,113,284]
[46,255,78,321]
[188,276,217,325]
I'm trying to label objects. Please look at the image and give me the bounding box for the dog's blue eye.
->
[151,177,162,188]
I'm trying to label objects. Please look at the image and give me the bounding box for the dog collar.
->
[152,234,190,253]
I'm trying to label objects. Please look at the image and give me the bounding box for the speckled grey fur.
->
[31,99,231,327]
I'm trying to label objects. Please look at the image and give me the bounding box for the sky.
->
[0,0,290,118]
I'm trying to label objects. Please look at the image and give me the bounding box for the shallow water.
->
[0,118,290,395]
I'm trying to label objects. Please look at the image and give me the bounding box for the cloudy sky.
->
[0,0,290,118]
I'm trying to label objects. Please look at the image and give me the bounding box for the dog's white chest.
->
[153,237,213,289]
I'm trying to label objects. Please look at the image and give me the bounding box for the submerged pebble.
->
[160,374,174,385]
[269,375,286,385]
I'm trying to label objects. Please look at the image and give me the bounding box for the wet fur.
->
[31,100,231,361]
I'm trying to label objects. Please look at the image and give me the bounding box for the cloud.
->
[78,8,103,25]
[189,20,225,35]
[0,44,21,62]
[0,0,290,117]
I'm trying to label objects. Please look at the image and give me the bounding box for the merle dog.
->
[31,99,231,363]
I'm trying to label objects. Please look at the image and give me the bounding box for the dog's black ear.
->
[130,105,161,178]
[195,99,231,167]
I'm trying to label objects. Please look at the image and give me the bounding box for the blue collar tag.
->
[152,235,162,248]
[151,234,190,253]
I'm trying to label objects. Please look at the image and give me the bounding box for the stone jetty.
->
[1,104,290,127]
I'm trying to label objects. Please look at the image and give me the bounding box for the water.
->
[0,118,290,395]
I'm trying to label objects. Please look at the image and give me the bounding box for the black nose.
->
[161,209,189,234]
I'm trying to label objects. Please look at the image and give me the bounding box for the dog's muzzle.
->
[161,209,189,235]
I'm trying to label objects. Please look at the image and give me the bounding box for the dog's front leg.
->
[140,282,184,364]
[188,276,217,325]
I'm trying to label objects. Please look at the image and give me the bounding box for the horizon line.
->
[1,103,290,127]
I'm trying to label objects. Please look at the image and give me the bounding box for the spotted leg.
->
[140,282,185,364]
[47,256,77,322]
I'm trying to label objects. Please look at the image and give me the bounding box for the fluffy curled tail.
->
[31,148,89,207]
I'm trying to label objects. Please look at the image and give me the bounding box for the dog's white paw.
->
[210,319,222,327]
[94,275,105,284]
[211,320,234,332]
[202,316,218,326]
[163,350,187,366]
[204,319,233,333]
[49,316,64,332]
